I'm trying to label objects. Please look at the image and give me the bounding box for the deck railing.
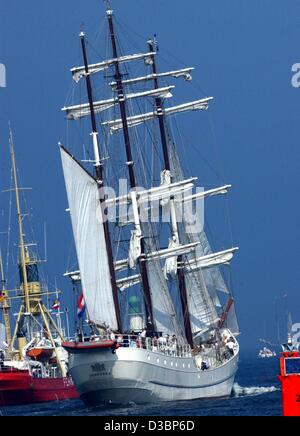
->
[112,335,192,358]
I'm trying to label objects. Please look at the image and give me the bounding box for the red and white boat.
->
[0,366,78,407]
[0,134,79,407]
[278,338,300,416]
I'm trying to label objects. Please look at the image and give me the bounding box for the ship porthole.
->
[147,355,151,361]
[164,360,167,365]
[156,358,160,363]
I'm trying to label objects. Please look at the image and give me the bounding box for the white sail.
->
[226,300,240,335]
[169,145,223,334]
[164,237,180,279]
[62,87,174,120]
[110,68,195,89]
[71,52,156,82]
[103,98,214,134]
[198,231,230,295]
[142,223,185,339]
[60,147,118,330]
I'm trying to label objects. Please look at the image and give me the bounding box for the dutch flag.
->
[77,293,86,318]
[51,300,60,310]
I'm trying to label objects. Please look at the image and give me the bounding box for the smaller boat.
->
[0,130,79,407]
[26,342,54,362]
[278,335,300,416]
[258,347,276,359]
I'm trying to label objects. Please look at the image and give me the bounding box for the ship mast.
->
[147,39,194,347]
[79,31,122,332]
[106,8,154,329]
[9,130,31,316]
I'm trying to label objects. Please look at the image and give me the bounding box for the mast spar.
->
[106,9,155,329]
[147,38,194,347]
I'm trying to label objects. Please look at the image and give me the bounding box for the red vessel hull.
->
[30,377,79,403]
[0,369,32,406]
[0,368,79,407]
[278,352,300,416]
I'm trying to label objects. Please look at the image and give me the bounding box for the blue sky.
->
[0,0,300,351]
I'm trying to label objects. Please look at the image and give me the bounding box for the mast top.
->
[104,0,113,15]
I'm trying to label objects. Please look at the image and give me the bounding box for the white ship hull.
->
[67,344,239,406]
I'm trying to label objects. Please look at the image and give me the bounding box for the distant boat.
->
[258,347,276,359]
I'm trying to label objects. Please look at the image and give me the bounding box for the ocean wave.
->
[233,383,279,397]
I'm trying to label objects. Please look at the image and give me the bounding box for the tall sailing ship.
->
[0,131,78,406]
[61,3,240,406]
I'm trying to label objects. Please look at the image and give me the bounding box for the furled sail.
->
[117,275,141,292]
[181,248,239,272]
[181,185,232,203]
[110,68,195,89]
[102,98,214,134]
[60,147,119,330]
[71,52,156,82]
[105,178,197,209]
[62,87,174,121]
[142,242,199,261]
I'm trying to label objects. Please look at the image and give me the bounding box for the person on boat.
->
[140,329,147,349]
[201,361,209,371]
[0,349,5,369]
[225,338,236,356]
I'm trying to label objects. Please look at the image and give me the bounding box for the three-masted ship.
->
[61,3,240,406]
[0,131,78,406]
